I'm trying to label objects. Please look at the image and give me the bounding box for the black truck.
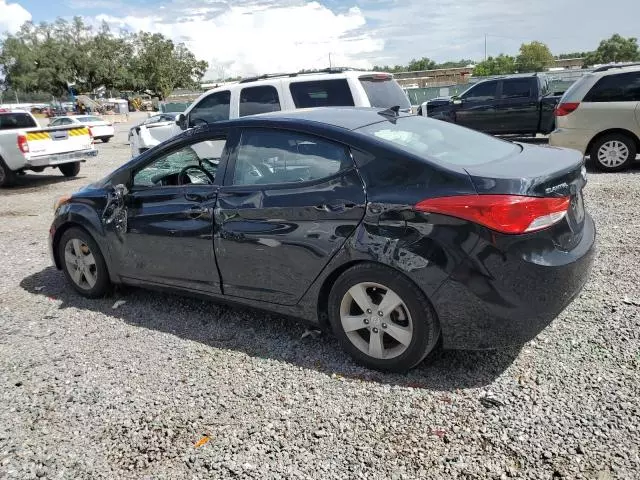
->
[418,73,561,136]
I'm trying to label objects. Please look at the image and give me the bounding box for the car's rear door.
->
[214,127,366,306]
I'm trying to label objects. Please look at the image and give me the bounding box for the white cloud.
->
[95,1,383,78]
[0,0,31,35]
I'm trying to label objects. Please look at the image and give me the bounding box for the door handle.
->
[186,206,208,218]
[185,192,204,202]
[314,203,355,212]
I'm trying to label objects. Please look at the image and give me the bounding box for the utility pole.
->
[329,53,332,69]
[15,90,19,105]
[484,34,487,61]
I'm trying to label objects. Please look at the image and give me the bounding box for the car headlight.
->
[53,194,71,213]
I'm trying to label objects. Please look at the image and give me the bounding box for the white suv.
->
[130,68,411,156]
[549,65,640,171]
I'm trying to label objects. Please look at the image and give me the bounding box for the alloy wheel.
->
[64,238,98,289]
[597,140,629,168]
[339,282,413,360]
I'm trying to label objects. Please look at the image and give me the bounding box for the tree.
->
[473,54,517,76]
[516,41,554,72]
[407,57,436,71]
[584,34,640,65]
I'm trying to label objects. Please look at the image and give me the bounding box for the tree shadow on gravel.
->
[21,266,520,390]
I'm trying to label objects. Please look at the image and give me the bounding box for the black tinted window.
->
[189,91,231,126]
[462,81,498,101]
[289,79,355,108]
[0,113,37,130]
[239,86,281,117]
[359,76,411,108]
[584,72,640,102]
[233,129,350,186]
[501,79,532,99]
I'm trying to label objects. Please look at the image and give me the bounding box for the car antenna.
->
[378,105,400,120]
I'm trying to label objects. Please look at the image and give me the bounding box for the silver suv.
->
[549,65,640,171]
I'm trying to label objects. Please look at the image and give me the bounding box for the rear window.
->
[0,113,37,130]
[76,116,102,122]
[359,75,411,109]
[289,79,355,108]
[356,116,519,166]
[583,71,640,102]
[559,74,592,103]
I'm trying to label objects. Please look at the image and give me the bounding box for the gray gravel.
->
[1,116,639,479]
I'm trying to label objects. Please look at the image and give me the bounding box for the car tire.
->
[0,157,17,187]
[102,137,110,143]
[58,227,111,298]
[59,162,81,177]
[591,133,637,172]
[328,263,440,372]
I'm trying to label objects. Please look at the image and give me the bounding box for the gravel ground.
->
[1,117,639,480]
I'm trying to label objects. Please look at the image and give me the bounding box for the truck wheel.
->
[591,133,637,172]
[102,137,111,143]
[59,162,81,178]
[0,157,17,187]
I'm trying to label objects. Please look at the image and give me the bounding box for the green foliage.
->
[516,41,555,72]
[473,54,517,76]
[584,34,640,65]
[0,17,208,99]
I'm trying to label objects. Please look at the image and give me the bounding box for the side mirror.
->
[113,183,129,203]
[452,98,463,105]
[176,113,188,130]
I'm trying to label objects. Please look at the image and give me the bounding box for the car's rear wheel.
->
[59,162,81,177]
[591,133,637,172]
[58,227,110,298]
[328,263,440,372]
[102,137,110,143]
[0,157,17,187]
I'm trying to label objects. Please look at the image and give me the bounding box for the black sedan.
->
[50,107,595,372]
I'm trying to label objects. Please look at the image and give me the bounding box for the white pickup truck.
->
[0,109,98,187]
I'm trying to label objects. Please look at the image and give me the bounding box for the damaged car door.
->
[106,132,229,293]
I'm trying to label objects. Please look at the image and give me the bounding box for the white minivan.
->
[129,68,411,157]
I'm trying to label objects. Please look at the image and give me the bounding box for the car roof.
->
[593,64,640,76]
[219,107,406,131]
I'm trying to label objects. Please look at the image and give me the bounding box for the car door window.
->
[232,129,350,186]
[239,86,281,117]
[49,118,61,126]
[188,91,231,126]
[501,79,532,99]
[462,81,498,101]
[133,137,227,187]
[584,72,640,102]
[289,79,355,108]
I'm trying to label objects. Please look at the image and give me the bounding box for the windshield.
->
[356,116,520,166]
[359,75,411,109]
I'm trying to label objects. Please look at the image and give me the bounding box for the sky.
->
[1,0,639,78]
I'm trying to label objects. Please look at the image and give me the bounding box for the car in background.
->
[418,74,561,136]
[550,65,640,171]
[128,112,180,157]
[49,115,115,143]
[0,109,96,186]
[49,107,594,372]
[128,68,411,156]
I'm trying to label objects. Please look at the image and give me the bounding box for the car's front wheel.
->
[0,157,17,187]
[58,227,110,298]
[591,133,637,172]
[328,263,440,372]
[59,162,81,177]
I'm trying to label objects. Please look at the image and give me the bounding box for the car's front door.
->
[214,127,367,306]
[455,80,499,132]
[112,132,230,293]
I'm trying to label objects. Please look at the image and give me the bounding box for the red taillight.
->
[88,127,95,144]
[414,195,571,234]
[17,134,29,154]
[555,102,580,117]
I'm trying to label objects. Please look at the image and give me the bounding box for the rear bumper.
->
[26,148,98,168]
[432,214,596,350]
[549,128,596,155]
